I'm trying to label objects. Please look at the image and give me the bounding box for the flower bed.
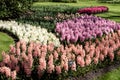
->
[55,15,120,43]
[0,20,60,46]
[77,6,108,14]
[1,29,120,79]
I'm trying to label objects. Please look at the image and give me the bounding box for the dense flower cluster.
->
[0,20,60,46]
[77,6,108,14]
[55,15,120,43]
[1,30,120,79]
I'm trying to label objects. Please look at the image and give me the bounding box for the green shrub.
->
[0,0,33,19]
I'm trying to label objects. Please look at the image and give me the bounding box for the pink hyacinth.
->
[21,43,27,53]
[2,37,120,79]
[71,54,75,60]
[109,52,114,61]
[103,47,108,56]
[33,50,39,57]
[39,58,46,70]
[10,55,18,68]
[95,47,100,58]
[11,70,16,80]
[77,56,85,67]
[55,66,61,74]
[5,67,11,77]
[2,52,10,63]
[21,52,28,61]
[37,66,43,78]
[81,49,86,58]
[89,50,95,58]
[0,66,11,77]
[47,43,54,52]
[10,45,16,53]
[29,41,34,47]
[24,65,31,76]
[56,47,61,53]
[67,53,72,60]
[99,54,104,61]
[117,30,120,36]
[61,60,64,68]
[61,54,66,61]
[16,48,20,56]
[36,46,41,57]
[16,42,20,49]
[28,46,33,54]
[93,57,99,64]
[84,45,90,53]
[63,62,68,71]
[47,64,55,73]
[60,45,65,53]
[40,52,46,58]
[112,44,117,50]
[85,55,91,66]
[28,54,33,68]
[15,66,20,73]
[47,54,54,73]
[41,45,47,52]
[53,50,58,60]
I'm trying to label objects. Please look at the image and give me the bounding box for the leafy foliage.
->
[16,5,81,32]
[0,0,33,19]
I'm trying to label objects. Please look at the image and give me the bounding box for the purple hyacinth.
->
[55,15,120,43]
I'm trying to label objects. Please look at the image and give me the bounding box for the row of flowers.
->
[55,15,120,43]
[77,6,108,14]
[0,20,60,46]
[1,30,120,79]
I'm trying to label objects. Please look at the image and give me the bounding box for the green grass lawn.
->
[0,32,14,61]
[94,67,120,80]
[33,0,120,22]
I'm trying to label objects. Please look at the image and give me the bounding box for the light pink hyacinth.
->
[39,58,46,70]
[16,48,20,56]
[2,52,10,64]
[11,70,17,80]
[47,54,54,73]
[16,42,20,49]
[53,50,59,60]
[93,57,99,64]
[99,54,104,61]
[77,56,85,67]
[85,55,92,66]
[55,66,61,74]
[0,66,11,77]
[21,42,27,53]
[10,45,16,53]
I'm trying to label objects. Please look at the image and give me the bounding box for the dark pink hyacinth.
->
[78,6,108,14]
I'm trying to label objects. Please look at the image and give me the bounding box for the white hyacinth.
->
[0,20,60,46]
